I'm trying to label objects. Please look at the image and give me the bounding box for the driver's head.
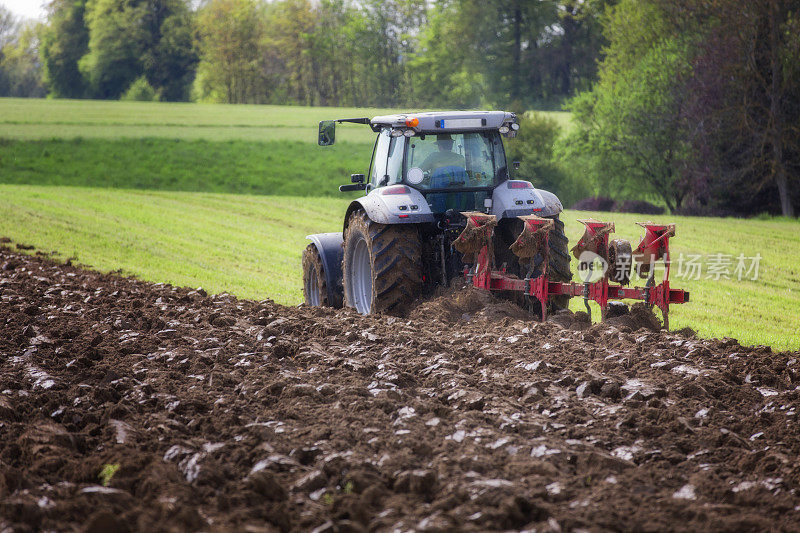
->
[436,134,454,151]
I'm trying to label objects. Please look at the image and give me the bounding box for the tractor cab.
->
[319,111,520,215]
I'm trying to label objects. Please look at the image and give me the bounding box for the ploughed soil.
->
[2,245,800,532]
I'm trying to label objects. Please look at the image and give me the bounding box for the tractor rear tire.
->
[547,216,572,311]
[343,210,422,316]
[302,243,329,307]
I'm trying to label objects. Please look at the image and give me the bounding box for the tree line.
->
[0,0,796,216]
[558,0,799,216]
[0,0,611,109]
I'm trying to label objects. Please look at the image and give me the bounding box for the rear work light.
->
[507,180,533,189]
[382,185,410,195]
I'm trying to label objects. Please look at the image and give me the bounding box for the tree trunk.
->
[511,1,522,103]
[776,170,794,217]
[768,1,794,217]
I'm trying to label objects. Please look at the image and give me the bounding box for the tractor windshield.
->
[403,131,507,191]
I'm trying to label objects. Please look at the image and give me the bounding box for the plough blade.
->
[570,218,615,260]
[453,211,497,256]
[633,222,676,278]
[510,215,553,259]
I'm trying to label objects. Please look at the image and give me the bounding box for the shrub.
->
[121,77,159,102]
[505,112,592,207]
[571,196,616,212]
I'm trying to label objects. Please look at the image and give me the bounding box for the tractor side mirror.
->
[318,120,336,146]
[351,173,365,183]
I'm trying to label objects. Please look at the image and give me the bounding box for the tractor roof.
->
[370,111,516,133]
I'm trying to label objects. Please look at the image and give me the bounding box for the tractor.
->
[302,111,571,316]
[302,111,689,326]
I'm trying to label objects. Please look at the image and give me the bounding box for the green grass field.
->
[0,98,797,351]
[1,184,797,351]
[0,98,572,142]
[0,98,390,142]
[0,138,367,197]
[0,98,571,196]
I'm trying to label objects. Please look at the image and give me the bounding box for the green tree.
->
[263,0,316,105]
[0,5,15,49]
[140,0,197,101]
[540,0,615,99]
[120,75,158,100]
[560,1,693,211]
[507,113,591,206]
[667,0,799,216]
[407,1,484,109]
[79,0,195,100]
[564,0,799,216]
[452,0,611,108]
[40,0,90,98]
[193,0,267,104]
[0,16,46,98]
[79,0,148,98]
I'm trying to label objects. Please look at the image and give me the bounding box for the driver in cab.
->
[420,134,466,173]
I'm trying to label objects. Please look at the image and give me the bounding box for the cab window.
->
[403,131,507,190]
[385,136,405,186]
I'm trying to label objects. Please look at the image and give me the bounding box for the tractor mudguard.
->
[305,233,344,306]
[490,180,563,219]
[343,186,435,232]
[536,189,563,216]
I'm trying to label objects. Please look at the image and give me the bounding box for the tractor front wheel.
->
[343,211,422,315]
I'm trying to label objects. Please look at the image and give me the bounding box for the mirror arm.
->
[336,117,370,125]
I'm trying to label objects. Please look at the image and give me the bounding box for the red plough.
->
[461,213,690,329]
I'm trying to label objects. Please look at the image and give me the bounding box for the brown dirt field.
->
[1,246,799,532]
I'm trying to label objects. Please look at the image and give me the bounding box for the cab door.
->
[367,129,391,192]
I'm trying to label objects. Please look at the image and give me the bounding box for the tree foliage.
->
[561,0,799,216]
[79,0,149,99]
[29,0,611,108]
[193,0,267,104]
[67,0,196,100]
[563,32,693,211]
[0,8,46,98]
[670,0,800,217]
[506,112,591,206]
[121,75,158,101]
[40,0,90,98]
